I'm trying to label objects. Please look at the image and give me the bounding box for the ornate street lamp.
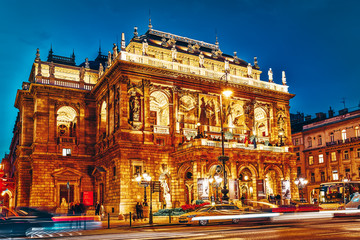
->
[294,177,308,202]
[135,171,151,206]
[219,90,232,202]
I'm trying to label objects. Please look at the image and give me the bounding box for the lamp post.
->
[294,177,308,202]
[135,171,151,206]
[218,90,232,202]
[135,171,153,224]
[278,129,284,146]
[209,175,223,203]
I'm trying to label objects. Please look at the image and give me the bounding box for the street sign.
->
[152,181,161,193]
[140,180,149,187]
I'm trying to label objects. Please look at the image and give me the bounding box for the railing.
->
[122,52,289,93]
[36,78,94,91]
[178,138,288,153]
[58,136,76,144]
[154,125,170,134]
[326,137,360,147]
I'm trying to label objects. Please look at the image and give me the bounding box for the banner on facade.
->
[256,179,266,199]
[229,179,239,199]
[83,191,93,206]
[281,180,291,200]
[197,178,209,200]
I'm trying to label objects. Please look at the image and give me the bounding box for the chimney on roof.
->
[328,107,334,118]
[305,115,312,121]
[316,112,326,120]
[339,108,348,116]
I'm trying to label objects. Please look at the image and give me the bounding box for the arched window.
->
[254,108,268,137]
[355,126,359,138]
[57,106,77,138]
[342,129,347,141]
[99,101,107,139]
[150,91,170,126]
[307,137,312,147]
[330,132,334,142]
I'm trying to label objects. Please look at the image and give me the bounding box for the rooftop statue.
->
[171,45,177,62]
[107,51,112,68]
[282,71,287,85]
[99,63,104,77]
[268,68,273,83]
[199,52,204,68]
[85,58,90,69]
[113,43,118,59]
[247,63,252,78]
[142,39,148,56]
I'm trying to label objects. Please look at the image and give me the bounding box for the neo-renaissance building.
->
[7,24,296,215]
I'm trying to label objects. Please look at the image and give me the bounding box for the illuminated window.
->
[331,152,337,161]
[307,137,312,147]
[330,132,335,142]
[62,148,71,156]
[294,138,299,146]
[342,129,347,141]
[332,170,339,181]
[344,150,349,160]
[356,127,360,137]
[309,156,314,165]
[319,154,324,164]
[318,135,322,145]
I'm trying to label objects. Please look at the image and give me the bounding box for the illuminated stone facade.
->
[12,27,296,215]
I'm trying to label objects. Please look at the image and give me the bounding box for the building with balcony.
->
[9,24,295,215]
[292,109,360,202]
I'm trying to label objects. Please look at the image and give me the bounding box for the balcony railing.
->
[58,136,76,144]
[153,125,170,134]
[178,138,288,153]
[122,51,289,93]
[326,137,360,147]
[35,77,94,91]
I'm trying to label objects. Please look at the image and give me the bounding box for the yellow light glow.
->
[222,90,233,98]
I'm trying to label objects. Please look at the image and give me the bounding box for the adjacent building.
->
[7,25,296,215]
[292,109,360,202]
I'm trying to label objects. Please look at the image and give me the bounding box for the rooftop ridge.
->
[148,29,219,50]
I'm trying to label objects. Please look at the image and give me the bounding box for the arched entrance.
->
[238,168,254,204]
[184,171,193,204]
[264,165,283,203]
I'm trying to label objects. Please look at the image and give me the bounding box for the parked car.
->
[0,207,54,237]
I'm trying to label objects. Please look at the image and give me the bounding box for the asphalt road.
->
[49,217,360,240]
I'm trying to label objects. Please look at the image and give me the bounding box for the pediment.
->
[52,168,83,180]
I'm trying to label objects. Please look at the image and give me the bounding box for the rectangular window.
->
[332,170,339,181]
[345,168,351,179]
[321,172,325,182]
[308,138,312,147]
[294,138,299,146]
[344,150,349,160]
[309,156,314,165]
[330,133,335,142]
[134,166,142,176]
[319,154,324,164]
[311,173,315,183]
[342,130,347,141]
[297,167,301,177]
[113,166,116,177]
[318,136,322,145]
[357,148,360,158]
[62,148,71,156]
[331,152,337,161]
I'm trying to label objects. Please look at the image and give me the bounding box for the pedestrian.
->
[95,201,100,215]
[136,202,141,220]
[139,202,144,219]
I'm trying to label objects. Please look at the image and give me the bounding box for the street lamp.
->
[209,175,223,203]
[294,177,308,202]
[219,90,232,202]
[196,122,201,138]
[135,171,153,224]
[135,171,151,206]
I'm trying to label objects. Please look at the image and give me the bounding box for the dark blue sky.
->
[1,0,359,155]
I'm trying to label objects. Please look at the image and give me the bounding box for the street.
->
[49,217,360,240]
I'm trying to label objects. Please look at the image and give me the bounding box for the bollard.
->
[169,211,171,223]
[84,213,86,230]
[130,212,132,226]
[108,213,110,229]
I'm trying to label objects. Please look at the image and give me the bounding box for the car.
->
[179,204,276,226]
[0,207,54,238]
[179,204,243,226]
